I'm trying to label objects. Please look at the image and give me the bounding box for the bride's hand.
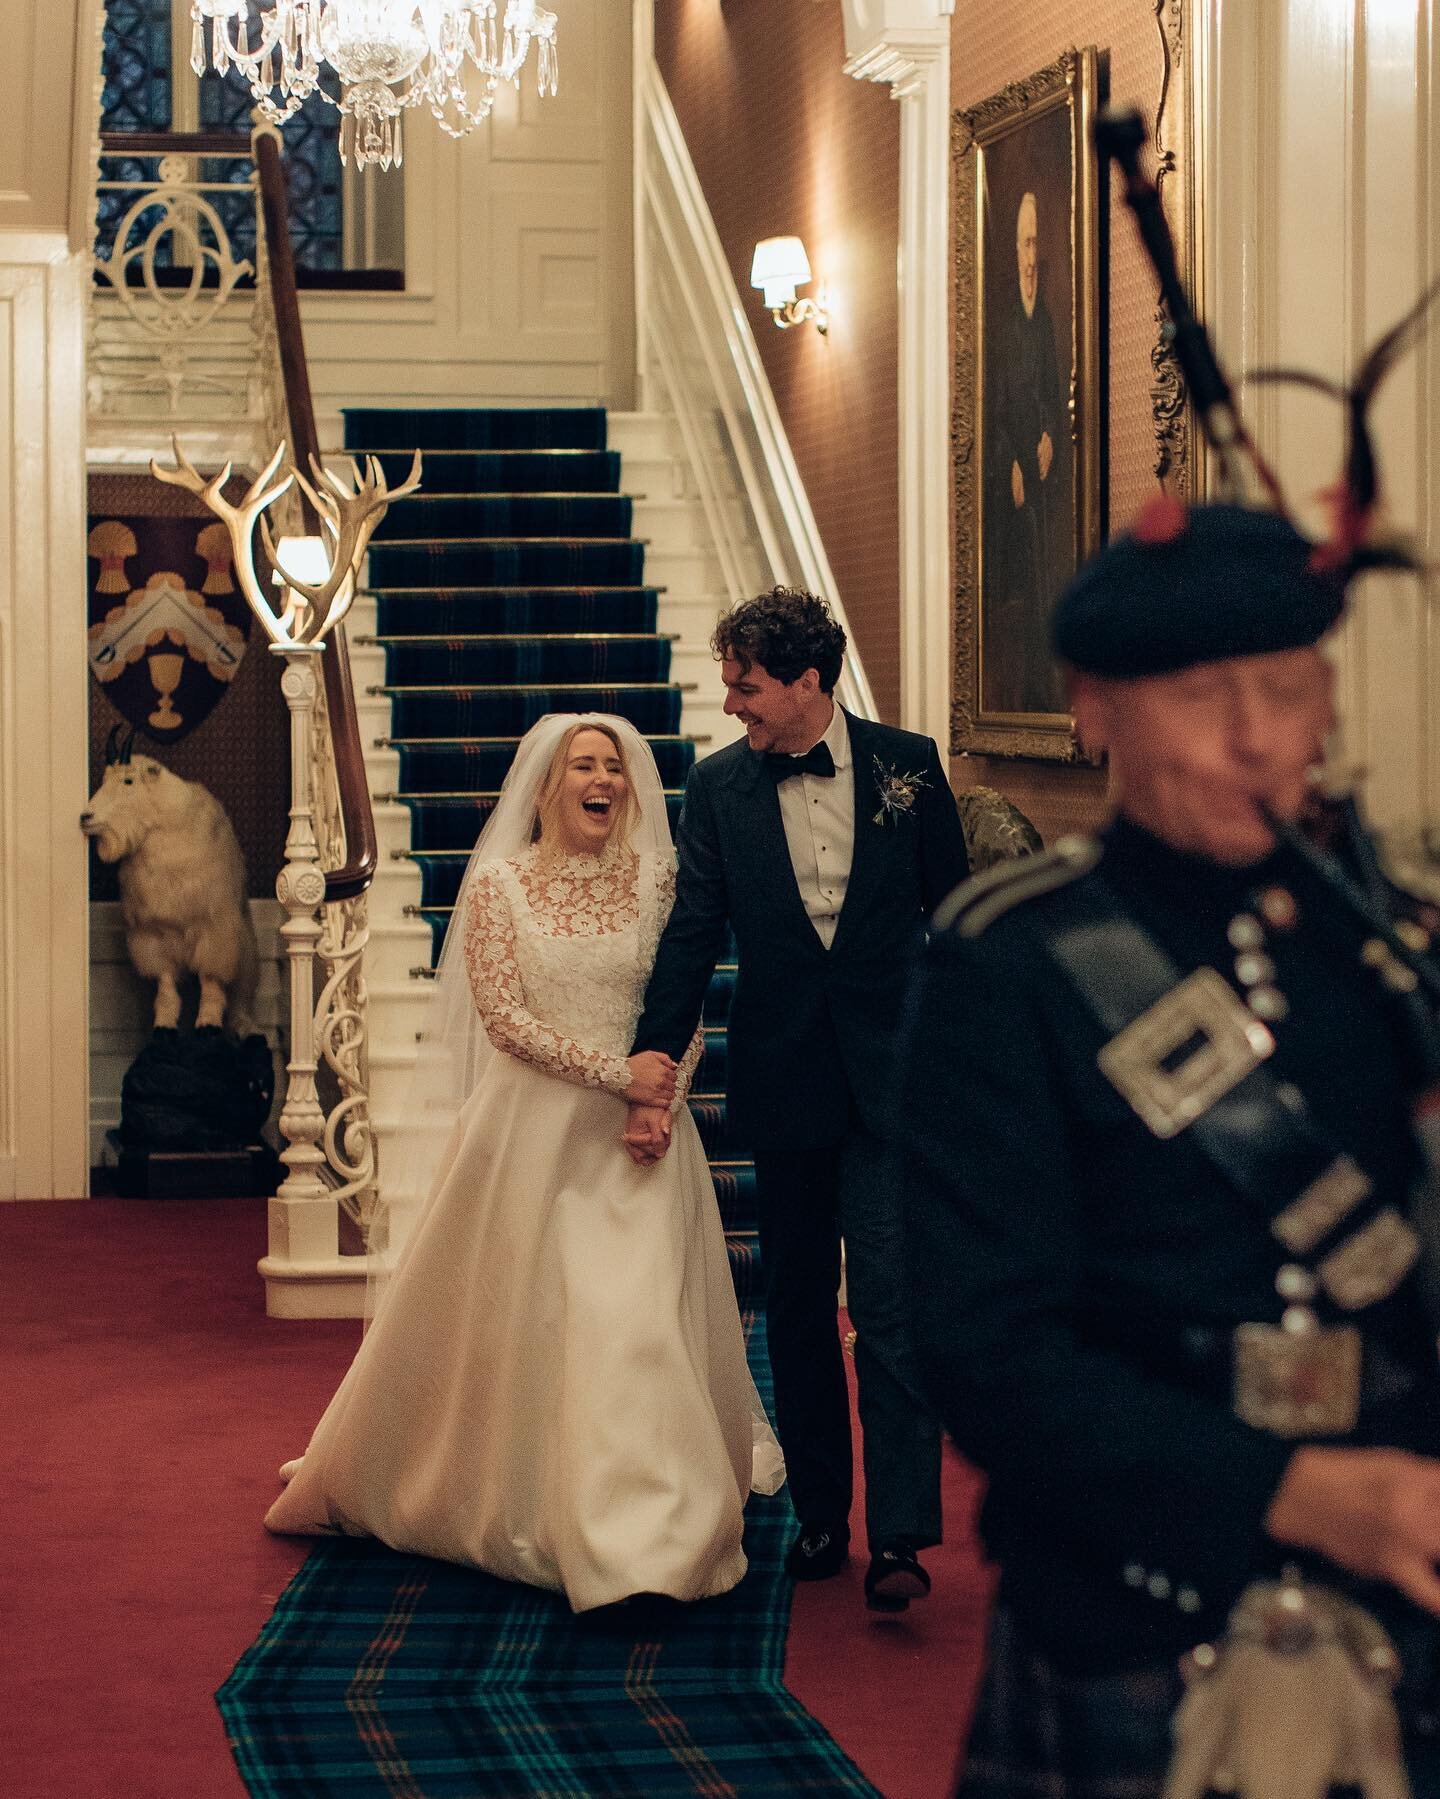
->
[626,1051,678,1108]
[623,1104,673,1165]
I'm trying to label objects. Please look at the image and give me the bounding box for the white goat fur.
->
[83,756,258,1033]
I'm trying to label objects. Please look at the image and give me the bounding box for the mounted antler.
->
[150,439,297,641]
[147,438,422,646]
[261,450,423,644]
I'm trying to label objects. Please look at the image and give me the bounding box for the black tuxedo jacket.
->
[633,711,968,1151]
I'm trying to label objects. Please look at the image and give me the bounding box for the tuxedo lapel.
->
[725,747,820,948]
[831,714,888,955]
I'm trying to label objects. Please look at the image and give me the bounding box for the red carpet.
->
[783,1320,994,1799]
[2,1199,987,1797]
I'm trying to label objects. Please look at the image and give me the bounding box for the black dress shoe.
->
[784,1523,850,1581]
[864,1545,931,1612]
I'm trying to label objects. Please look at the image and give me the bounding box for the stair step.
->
[371,589,662,636]
[337,448,623,492]
[367,539,646,587]
[363,636,673,687]
[380,684,684,739]
[373,495,633,541]
[343,405,608,451]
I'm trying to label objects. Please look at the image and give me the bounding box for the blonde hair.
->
[532,721,638,848]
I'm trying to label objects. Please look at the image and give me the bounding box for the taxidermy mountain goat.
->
[82,726,258,1035]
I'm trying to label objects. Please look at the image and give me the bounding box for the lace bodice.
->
[463,840,702,1102]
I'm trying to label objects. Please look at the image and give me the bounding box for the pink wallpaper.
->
[655,0,903,721]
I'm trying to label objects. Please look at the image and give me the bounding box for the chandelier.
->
[189,2,559,171]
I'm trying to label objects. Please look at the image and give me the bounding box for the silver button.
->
[1123,1563,1145,1588]
[1147,1573,1171,1600]
[1177,1587,1202,1613]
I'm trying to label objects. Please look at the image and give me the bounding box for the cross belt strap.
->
[1043,871,1423,1314]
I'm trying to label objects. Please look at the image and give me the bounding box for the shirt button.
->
[1147,1573,1171,1600]
[1177,1587,1202,1614]
[1123,1563,1145,1588]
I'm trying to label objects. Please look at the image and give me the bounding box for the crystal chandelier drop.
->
[190,1,559,171]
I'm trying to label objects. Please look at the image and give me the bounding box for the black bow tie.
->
[765,741,836,782]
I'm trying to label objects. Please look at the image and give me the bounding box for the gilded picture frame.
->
[951,46,1106,760]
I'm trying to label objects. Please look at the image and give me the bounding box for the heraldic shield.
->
[87,514,250,742]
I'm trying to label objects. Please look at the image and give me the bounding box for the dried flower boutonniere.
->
[872,756,928,825]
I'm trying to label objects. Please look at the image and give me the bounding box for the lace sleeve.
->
[463,866,633,1097]
[654,855,705,1111]
[672,1026,704,1113]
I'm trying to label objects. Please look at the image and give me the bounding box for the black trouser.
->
[752,1126,941,1552]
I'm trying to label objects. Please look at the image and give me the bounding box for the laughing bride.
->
[265,714,784,1610]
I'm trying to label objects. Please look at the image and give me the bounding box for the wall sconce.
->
[750,236,829,335]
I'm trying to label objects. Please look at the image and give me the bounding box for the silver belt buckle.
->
[1098,967,1275,1139]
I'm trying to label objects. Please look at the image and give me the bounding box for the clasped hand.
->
[621,1050,676,1167]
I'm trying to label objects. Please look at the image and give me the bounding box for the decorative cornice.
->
[843,31,949,96]
[841,0,951,94]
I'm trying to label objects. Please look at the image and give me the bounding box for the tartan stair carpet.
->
[218,1320,878,1798]
[353,405,760,1304]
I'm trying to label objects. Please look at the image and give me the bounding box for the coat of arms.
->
[87,516,250,741]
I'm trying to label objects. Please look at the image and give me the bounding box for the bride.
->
[265,714,785,1611]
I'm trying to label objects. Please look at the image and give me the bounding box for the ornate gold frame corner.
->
[1152,0,1201,499]
[951,46,1104,761]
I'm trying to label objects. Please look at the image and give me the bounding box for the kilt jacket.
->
[900,816,1440,1676]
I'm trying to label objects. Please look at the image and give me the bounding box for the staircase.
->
[346,405,757,1301]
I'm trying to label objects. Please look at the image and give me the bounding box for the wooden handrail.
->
[101,130,253,156]
[251,127,378,905]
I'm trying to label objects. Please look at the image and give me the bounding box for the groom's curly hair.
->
[711,587,847,692]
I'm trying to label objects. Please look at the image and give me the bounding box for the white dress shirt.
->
[773,702,854,949]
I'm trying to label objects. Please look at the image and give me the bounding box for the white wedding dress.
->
[265,838,784,1612]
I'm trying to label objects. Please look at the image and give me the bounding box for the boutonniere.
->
[872,756,928,825]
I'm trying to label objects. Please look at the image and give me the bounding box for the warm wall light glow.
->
[751,235,812,308]
[750,235,828,334]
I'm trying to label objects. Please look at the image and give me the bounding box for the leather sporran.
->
[1164,1575,1410,1799]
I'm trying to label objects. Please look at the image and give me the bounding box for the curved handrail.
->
[251,126,377,904]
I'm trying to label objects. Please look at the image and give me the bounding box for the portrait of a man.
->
[980,109,1076,718]
[986,182,1072,712]
[953,48,1103,757]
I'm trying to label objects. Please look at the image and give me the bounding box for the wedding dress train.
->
[265,840,784,1612]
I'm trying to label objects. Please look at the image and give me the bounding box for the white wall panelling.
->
[1205,0,1439,829]
[0,249,93,1199]
[299,0,637,417]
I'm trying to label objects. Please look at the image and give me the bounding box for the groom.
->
[627,586,969,1609]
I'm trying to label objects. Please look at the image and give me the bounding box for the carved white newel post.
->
[271,640,332,1252]
[149,437,421,1313]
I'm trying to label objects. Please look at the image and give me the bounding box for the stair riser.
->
[344,406,608,452]
[383,688,683,739]
[349,449,623,492]
[368,542,647,588]
[372,592,661,635]
[373,640,672,687]
[375,496,634,541]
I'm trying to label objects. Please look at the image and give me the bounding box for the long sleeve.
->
[632,764,730,1061]
[463,866,633,1097]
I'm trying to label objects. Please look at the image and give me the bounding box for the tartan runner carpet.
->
[217,1322,879,1798]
